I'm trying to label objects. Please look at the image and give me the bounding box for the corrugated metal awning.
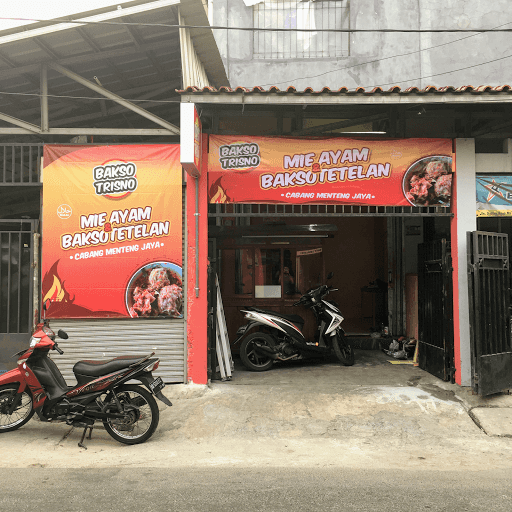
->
[178,84,512,139]
[179,84,512,105]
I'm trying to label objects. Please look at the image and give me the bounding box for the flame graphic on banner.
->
[211,184,227,204]
[42,261,72,305]
[208,176,231,204]
[41,259,119,317]
[43,275,66,303]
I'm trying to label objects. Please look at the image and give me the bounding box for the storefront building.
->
[1,4,512,395]
[180,85,512,394]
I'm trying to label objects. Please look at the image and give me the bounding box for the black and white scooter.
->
[234,272,354,371]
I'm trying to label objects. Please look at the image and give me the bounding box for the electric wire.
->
[0,49,510,106]
[2,16,512,33]
[0,91,181,103]
[1,50,510,105]
[0,16,509,102]
[362,54,512,90]
[255,21,512,88]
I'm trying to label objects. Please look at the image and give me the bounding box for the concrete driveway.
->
[1,350,511,469]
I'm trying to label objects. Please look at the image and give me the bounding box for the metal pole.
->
[195,176,199,297]
[40,64,49,133]
[32,232,40,331]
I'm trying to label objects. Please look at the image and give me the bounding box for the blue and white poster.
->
[476,174,512,216]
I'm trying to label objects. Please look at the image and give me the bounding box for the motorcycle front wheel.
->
[240,332,275,372]
[103,384,159,445]
[0,385,34,432]
[332,332,355,366]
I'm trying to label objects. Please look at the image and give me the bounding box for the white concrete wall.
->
[475,140,512,174]
[454,139,476,386]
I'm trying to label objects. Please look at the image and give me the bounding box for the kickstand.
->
[78,426,93,449]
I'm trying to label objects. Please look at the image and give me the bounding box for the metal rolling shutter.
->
[50,319,186,385]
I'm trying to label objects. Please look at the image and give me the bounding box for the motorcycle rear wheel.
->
[103,384,159,445]
[240,332,275,372]
[333,333,355,366]
[0,385,34,432]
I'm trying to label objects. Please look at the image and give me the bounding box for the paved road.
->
[0,467,511,512]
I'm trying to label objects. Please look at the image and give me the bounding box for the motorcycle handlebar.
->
[54,344,64,355]
[294,283,335,306]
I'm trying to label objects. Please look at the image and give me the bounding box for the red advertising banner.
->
[208,136,453,206]
[42,145,182,319]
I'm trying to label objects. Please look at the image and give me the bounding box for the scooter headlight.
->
[43,325,55,336]
[29,336,41,348]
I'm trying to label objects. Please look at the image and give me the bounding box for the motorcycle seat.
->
[73,355,149,379]
[246,307,304,328]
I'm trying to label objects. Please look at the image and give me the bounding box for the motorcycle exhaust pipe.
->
[254,344,279,359]
[276,354,300,362]
[254,344,299,362]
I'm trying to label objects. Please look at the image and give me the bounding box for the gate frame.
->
[0,219,39,372]
[467,230,512,396]
[418,238,455,382]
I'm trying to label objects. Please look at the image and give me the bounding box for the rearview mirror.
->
[327,272,334,280]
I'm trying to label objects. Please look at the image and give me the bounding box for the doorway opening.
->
[208,204,453,380]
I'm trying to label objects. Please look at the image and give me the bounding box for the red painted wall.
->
[186,138,209,384]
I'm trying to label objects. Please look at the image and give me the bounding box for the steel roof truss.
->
[0,112,41,134]
[50,84,178,128]
[0,128,176,136]
[48,62,180,135]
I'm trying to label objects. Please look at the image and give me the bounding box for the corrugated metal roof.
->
[0,2,183,141]
[0,1,179,44]
[0,0,229,143]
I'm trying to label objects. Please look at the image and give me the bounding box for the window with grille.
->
[253,0,350,59]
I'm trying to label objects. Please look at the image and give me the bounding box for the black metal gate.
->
[418,239,454,381]
[0,220,37,373]
[207,238,220,380]
[467,231,512,396]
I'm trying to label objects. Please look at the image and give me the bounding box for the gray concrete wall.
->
[211,0,512,89]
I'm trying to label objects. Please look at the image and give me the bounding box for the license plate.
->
[149,376,164,394]
[236,325,248,335]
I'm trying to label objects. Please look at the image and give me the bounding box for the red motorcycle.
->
[0,301,172,448]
